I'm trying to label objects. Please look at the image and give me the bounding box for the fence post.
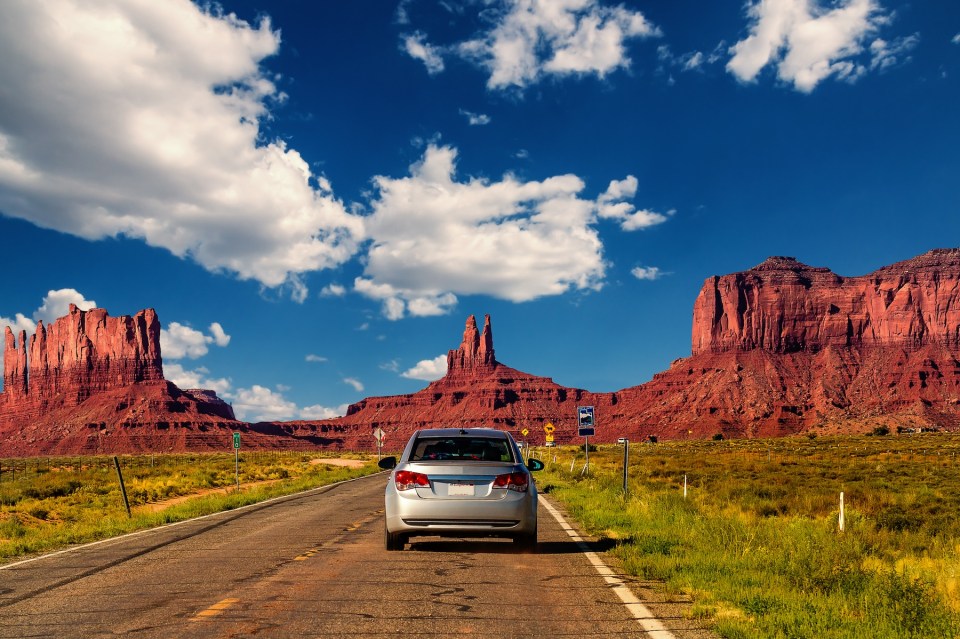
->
[113,456,132,518]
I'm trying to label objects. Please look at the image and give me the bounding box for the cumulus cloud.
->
[299,403,348,420]
[727,0,898,92]
[460,109,492,126]
[320,283,346,297]
[631,266,663,280]
[1,288,97,336]
[163,361,343,422]
[343,377,365,392]
[402,354,448,381]
[356,144,658,319]
[403,31,445,74]
[404,0,659,90]
[0,1,363,298]
[230,385,298,422]
[163,363,231,395]
[597,176,671,231]
[160,321,232,360]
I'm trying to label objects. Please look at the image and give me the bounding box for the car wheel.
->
[514,528,537,552]
[385,524,406,551]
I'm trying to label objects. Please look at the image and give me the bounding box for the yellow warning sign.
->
[544,422,555,433]
[521,428,529,437]
[545,434,555,443]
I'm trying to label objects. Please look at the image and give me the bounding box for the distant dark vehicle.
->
[378,428,543,551]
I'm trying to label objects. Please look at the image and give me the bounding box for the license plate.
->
[448,482,474,496]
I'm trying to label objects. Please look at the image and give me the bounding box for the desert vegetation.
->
[536,433,960,639]
[0,451,378,559]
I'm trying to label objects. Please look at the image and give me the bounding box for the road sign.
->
[543,422,555,433]
[373,427,385,443]
[232,432,241,449]
[577,406,594,428]
[545,434,555,443]
[578,427,595,437]
[521,428,529,437]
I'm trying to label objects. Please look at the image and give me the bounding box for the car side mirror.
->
[378,456,397,470]
[526,458,544,472]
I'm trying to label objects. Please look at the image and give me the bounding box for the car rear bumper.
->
[385,490,537,537]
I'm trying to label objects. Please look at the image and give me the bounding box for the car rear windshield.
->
[409,436,514,462]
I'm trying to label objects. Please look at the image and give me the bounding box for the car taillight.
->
[395,470,430,491]
[493,472,529,493]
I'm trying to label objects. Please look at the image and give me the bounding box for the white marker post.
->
[373,427,385,461]
[839,492,845,533]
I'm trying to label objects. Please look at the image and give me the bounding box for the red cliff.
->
[0,306,250,455]
[692,250,960,354]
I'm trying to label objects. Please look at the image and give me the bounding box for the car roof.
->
[413,428,510,439]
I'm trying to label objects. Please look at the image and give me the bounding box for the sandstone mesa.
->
[1,249,959,455]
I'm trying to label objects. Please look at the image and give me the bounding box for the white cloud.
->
[160,321,231,360]
[208,322,231,347]
[460,109,492,126]
[164,361,345,422]
[409,0,658,90]
[631,266,663,281]
[380,359,401,373]
[357,144,657,319]
[343,377,365,392]
[231,384,298,422]
[0,1,363,298]
[402,31,445,74]
[869,34,919,71]
[163,363,231,395]
[402,354,448,381]
[953,33,960,45]
[305,354,328,363]
[596,176,671,231]
[299,403,348,420]
[727,0,896,92]
[2,288,97,335]
[320,283,346,297]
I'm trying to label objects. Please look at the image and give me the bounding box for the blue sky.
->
[1,0,958,421]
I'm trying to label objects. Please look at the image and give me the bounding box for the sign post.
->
[233,432,241,489]
[577,406,595,473]
[544,421,555,446]
[373,427,385,461]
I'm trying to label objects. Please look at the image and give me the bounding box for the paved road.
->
[0,474,715,638]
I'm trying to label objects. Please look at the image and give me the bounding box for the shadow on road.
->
[407,538,618,555]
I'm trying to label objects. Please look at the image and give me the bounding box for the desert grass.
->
[0,451,379,560]
[535,433,960,639]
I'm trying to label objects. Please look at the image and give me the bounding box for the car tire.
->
[514,528,537,552]
[385,524,406,551]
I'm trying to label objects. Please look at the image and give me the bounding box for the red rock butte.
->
[0,305,342,455]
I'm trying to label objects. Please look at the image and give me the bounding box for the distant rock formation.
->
[4,249,960,454]
[3,305,164,408]
[0,306,246,455]
[692,250,960,354]
[310,250,960,448]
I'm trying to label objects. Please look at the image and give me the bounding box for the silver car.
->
[378,428,544,551]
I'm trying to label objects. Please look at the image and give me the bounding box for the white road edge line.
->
[0,472,381,571]
[540,496,678,639]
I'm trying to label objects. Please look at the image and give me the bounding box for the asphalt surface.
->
[0,474,717,638]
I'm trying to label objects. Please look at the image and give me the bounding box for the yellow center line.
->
[190,597,240,621]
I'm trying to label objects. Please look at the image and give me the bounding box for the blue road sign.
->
[577,406,594,428]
